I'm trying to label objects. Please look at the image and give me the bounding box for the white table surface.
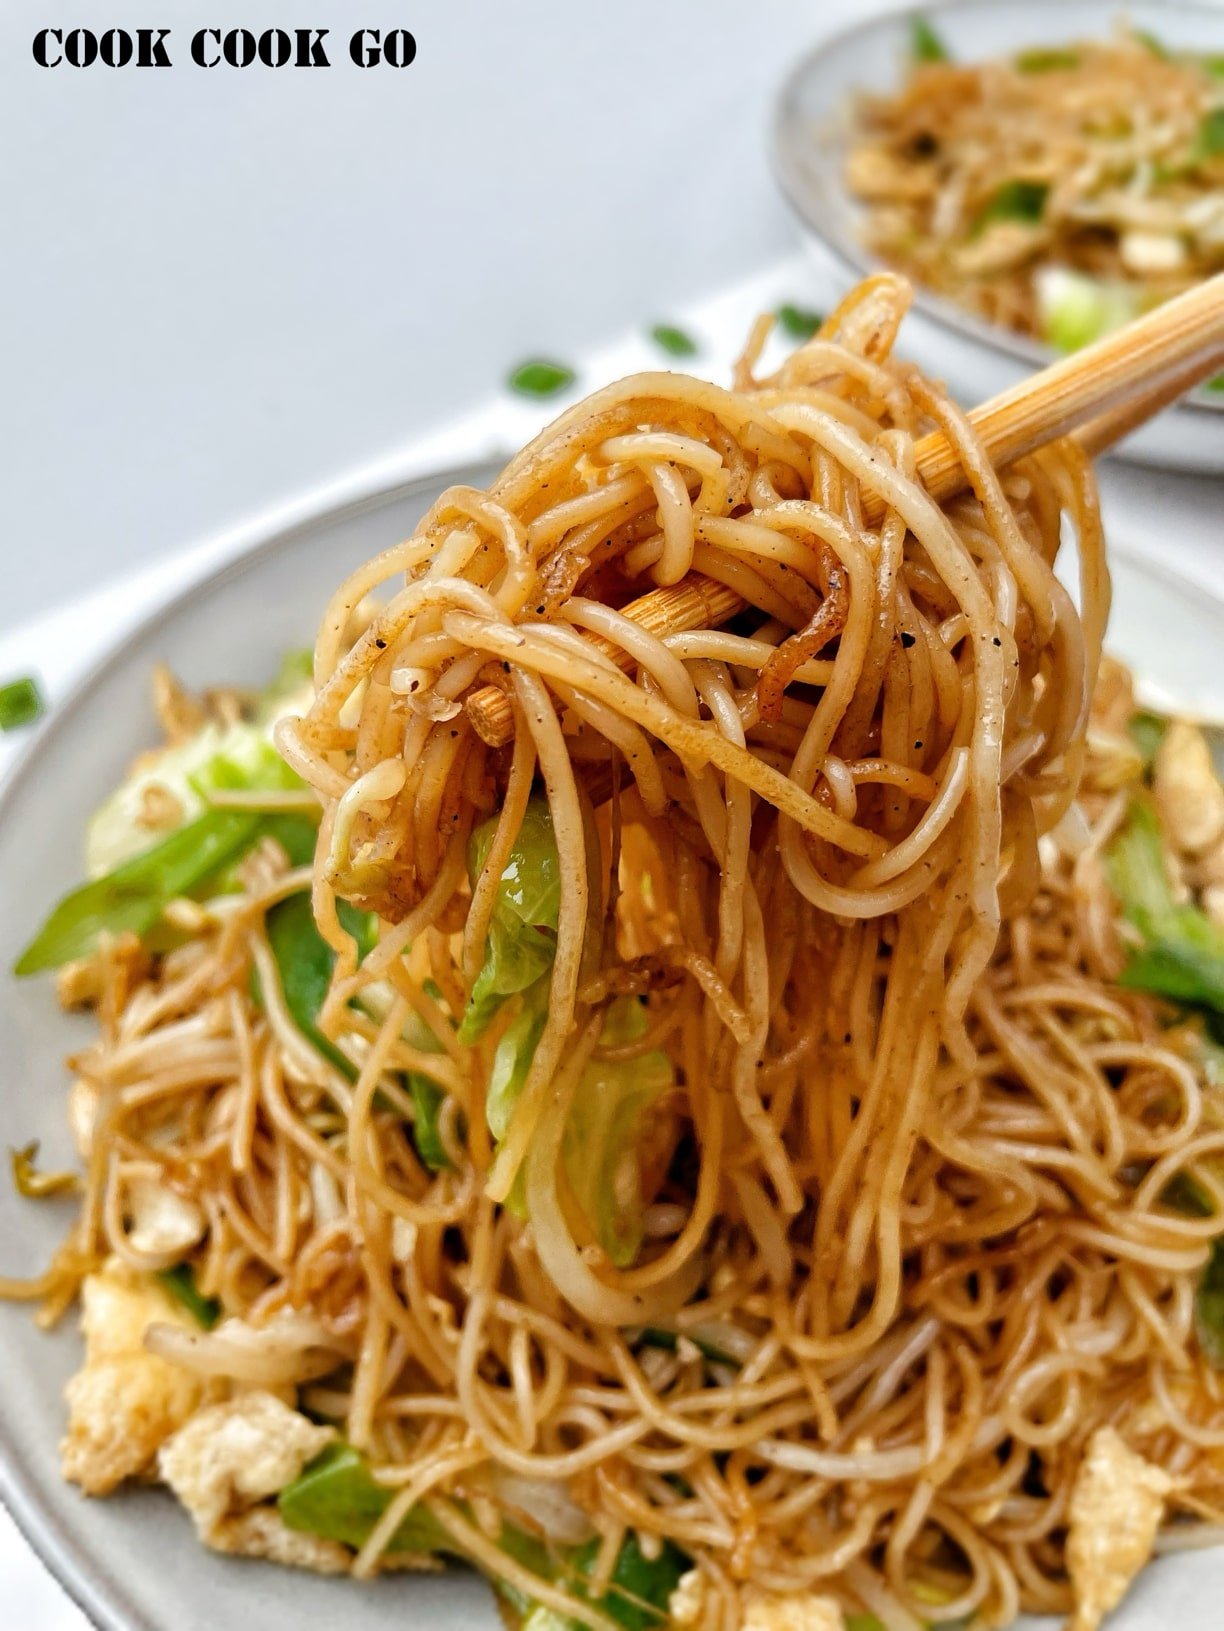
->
[2,0,1223,1623]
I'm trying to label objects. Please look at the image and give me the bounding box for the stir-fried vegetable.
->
[158,1264,221,1331]
[1197,106,1224,159]
[259,892,373,1081]
[487,988,551,1140]
[564,999,674,1266]
[636,1327,737,1368]
[1107,784,1224,1366]
[562,1534,688,1630]
[16,731,318,977]
[1135,29,1168,61]
[976,178,1049,230]
[87,725,305,877]
[910,16,948,64]
[461,797,561,1041]
[262,890,457,1171]
[1107,800,1224,1012]
[487,992,671,1262]
[255,647,314,722]
[9,1141,78,1199]
[1128,711,1167,773]
[1036,268,1145,355]
[1015,47,1081,73]
[280,1441,448,1553]
[407,1072,452,1172]
[1196,1238,1224,1367]
[18,804,265,976]
[281,1441,687,1627]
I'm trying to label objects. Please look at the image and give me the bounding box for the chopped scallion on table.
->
[0,675,44,732]
[648,323,698,358]
[910,16,948,63]
[508,360,576,397]
[776,303,823,341]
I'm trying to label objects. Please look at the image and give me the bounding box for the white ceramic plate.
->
[772,0,1224,476]
[1,468,1223,1629]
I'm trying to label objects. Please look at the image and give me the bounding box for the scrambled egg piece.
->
[669,1571,706,1626]
[206,1507,350,1575]
[1066,1427,1174,1631]
[743,1594,844,1631]
[158,1390,335,1535]
[61,1259,205,1496]
[670,1572,844,1630]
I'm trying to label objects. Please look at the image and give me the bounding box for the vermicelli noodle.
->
[7,273,1224,1631]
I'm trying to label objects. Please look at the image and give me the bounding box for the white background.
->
[0,0,831,636]
[1,0,1222,1623]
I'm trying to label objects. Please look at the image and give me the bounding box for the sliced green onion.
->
[158,1263,222,1330]
[910,16,948,63]
[0,676,44,732]
[408,1072,453,1172]
[15,806,266,976]
[566,1532,688,1629]
[776,304,823,341]
[1107,800,1224,1013]
[976,179,1049,229]
[1135,29,1168,60]
[280,1442,449,1554]
[1128,711,1167,772]
[637,1326,737,1367]
[1015,47,1080,73]
[257,893,374,1081]
[509,360,576,398]
[1197,108,1224,159]
[649,324,698,358]
[1196,1237,1224,1366]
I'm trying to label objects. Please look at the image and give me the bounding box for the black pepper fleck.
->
[899,631,916,648]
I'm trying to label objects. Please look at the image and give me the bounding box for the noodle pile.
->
[8,273,1224,1630]
[847,29,1224,338]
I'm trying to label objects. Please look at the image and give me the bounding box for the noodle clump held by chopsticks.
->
[283,272,1100,1332]
[9,272,1224,1631]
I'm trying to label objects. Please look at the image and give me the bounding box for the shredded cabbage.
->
[460,796,560,1041]
[563,999,674,1267]
[1036,267,1145,356]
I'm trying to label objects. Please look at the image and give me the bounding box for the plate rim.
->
[0,455,502,1631]
[770,0,1224,423]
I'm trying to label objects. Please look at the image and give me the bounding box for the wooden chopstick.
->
[1075,351,1224,459]
[465,276,1224,748]
[896,272,1224,517]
